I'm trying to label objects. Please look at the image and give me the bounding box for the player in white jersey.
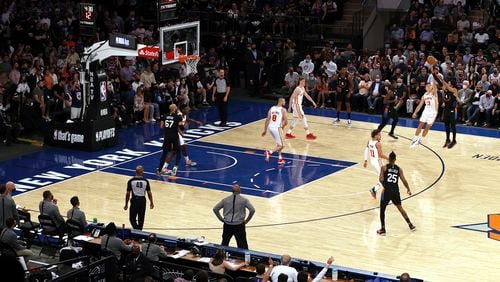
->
[179,105,203,166]
[410,80,439,148]
[286,77,317,140]
[363,129,388,199]
[262,98,288,165]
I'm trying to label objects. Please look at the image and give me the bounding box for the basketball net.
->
[179,55,200,75]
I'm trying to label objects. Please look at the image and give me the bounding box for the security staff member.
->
[156,104,183,176]
[212,69,231,126]
[213,184,255,249]
[124,165,154,230]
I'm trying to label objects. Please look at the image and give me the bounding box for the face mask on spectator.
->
[376,79,380,82]
[462,84,468,89]
[176,81,180,86]
[397,82,402,87]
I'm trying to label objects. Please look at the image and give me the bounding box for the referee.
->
[124,165,154,230]
[212,68,231,126]
[213,184,255,249]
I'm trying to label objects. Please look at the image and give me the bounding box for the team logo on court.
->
[452,214,500,241]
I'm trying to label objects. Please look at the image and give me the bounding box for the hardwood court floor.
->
[13,114,500,281]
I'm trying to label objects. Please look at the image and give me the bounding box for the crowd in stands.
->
[279,0,499,128]
[0,0,347,146]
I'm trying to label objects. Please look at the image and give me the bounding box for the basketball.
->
[427,55,437,65]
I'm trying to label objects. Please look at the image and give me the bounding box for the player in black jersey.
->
[333,66,353,126]
[441,80,459,148]
[377,151,415,236]
[377,84,399,139]
[156,104,183,176]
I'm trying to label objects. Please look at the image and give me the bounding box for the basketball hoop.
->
[179,55,200,75]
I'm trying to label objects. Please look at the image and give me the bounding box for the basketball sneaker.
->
[264,150,271,162]
[333,118,340,125]
[376,228,386,236]
[171,166,178,176]
[159,168,172,176]
[409,223,416,231]
[410,136,419,148]
[285,133,296,139]
[388,133,398,139]
[347,119,352,127]
[186,160,197,167]
[442,140,450,148]
[448,140,457,149]
[369,187,376,199]
[306,133,317,140]
[277,158,285,165]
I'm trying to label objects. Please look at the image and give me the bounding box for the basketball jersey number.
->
[136,181,143,188]
[271,114,277,122]
[164,120,174,128]
[370,149,375,158]
[386,173,398,183]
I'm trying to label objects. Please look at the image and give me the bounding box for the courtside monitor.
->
[160,21,200,65]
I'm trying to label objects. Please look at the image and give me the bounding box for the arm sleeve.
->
[246,200,256,222]
[213,200,225,222]
[312,267,329,282]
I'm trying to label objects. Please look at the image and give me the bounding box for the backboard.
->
[160,21,200,65]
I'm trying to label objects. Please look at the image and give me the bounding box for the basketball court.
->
[3,98,500,281]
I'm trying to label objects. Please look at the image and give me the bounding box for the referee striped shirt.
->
[127,177,150,197]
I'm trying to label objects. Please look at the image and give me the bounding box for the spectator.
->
[399,272,411,282]
[466,86,483,125]
[209,249,245,274]
[284,67,299,94]
[457,80,473,121]
[493,93,500,128]
[474,28,489,50]
[456,14,470,32]
[297,257,334,282]
[479,90,495,126]
[367,75,385,113]
[298,55,315,79]
[270,255,298,282]
[316,75,329,108]
[353,73,371,111]
[0,217,33,263]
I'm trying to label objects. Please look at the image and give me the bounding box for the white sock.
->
[305,129,311,134]
[184,156,190,162]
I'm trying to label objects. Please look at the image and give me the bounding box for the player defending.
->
[410,80,438,148]
[179,105,203,166]
[262,97,288,165]
[364,129,388,199]
[286,77,317,140]
[440,80,459,148]
[156,104,183,176]
[377,151,416,235]
[333,66,354,126]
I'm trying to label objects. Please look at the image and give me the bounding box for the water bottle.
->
[244,251,251,265]
[331,266,338,281]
